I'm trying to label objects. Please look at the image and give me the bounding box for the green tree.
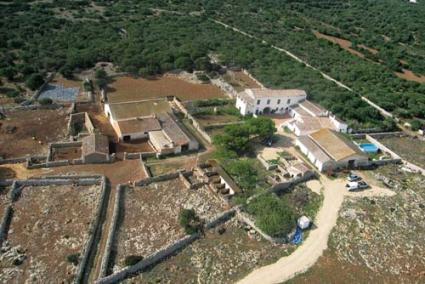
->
[179,208,201,235]
[25,73,44,90]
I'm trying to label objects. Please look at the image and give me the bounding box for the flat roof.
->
[108,99,171,121]
[117,117,161,134]
[309,128,361,161]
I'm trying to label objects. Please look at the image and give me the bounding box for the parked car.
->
[345,181,369,191]
[347,173,361,182]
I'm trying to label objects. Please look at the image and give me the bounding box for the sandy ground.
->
[306,180,322,195]
[241,131,395,284]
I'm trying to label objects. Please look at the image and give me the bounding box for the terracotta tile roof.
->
[309,128,360,161]
[82,134,109,156]
[117,117,161,134]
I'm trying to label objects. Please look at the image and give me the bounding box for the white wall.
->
[236,93,306,116]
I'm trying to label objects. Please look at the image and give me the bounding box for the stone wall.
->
[95,205,237,284]
[134,172,181,187]
[99,185,124,278]
[74,176,109,284]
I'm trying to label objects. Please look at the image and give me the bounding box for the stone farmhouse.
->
[286,100,348,136]
[81,133,110,163]
[236,88,307,116]
[104,98,199,155]
[296,128,368,172]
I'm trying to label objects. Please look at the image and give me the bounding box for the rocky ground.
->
[290,165,425,283]
[126,218,292,284]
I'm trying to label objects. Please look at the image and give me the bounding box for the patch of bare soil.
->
[0,108,68,158]
[50,75,83,88]
[0,185,10,214]
[52,147,82,161]
[114,139,154,154]
[395,68,425,83]
[0,184,100,283]
[113,178,227,271]
[313,31,365,58]
[107,75,226,103]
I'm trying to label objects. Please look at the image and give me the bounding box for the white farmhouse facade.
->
[236,88,307,116]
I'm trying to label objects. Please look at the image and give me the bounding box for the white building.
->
[285,100,348,136]
[296,128,368,172]
[236,88,307,116]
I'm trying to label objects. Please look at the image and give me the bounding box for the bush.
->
[410,119,423,131]
[38,98,53,105]
[179,208,201,234]
[124,255,144,266]
[6,90,19,98]
[67,253,80,266]
[246,193,296,237]
[25,73,44,90]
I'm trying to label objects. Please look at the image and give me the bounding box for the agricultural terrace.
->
[0,184,101,283]
[0,108,68,158]
[378,136,425,168]
[133,219,291,283]
[106,75,226,103]
[112,177,228,271]
[223,70,262,92]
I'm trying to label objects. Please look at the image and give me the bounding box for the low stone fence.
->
[68,112,95,136]
[96,206,237,284]
[0,156,30,165]
[99,185,124,278]
[0,205,13,248]
[74,176,109,284]
[236,210,286,244]
[270,172,316,195]
[257,154,278,171]
[134,172,181,187]
[203,121,244,130]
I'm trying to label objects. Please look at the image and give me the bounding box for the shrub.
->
[246,193,296,237]
[39,98,53,105]
[6,90,19,98]
[25,73,44,90]
[124,255,144,266]
[179,208,201,234]
[67,253,80,266]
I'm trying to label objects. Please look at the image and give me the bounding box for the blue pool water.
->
[359,143,379,153]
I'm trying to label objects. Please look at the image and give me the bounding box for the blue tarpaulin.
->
[291,226,303,245]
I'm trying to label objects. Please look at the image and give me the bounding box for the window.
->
[277,99,281,104]
[287,99,291,104]
[267,99,270,105]
[257,100,261,105]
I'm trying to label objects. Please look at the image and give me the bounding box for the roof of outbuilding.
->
[82,133,109,156]
[309,128,363,161]
[117,117,161,134]
[108,99,171,121]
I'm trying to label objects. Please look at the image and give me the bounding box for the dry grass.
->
[107,75,226,103]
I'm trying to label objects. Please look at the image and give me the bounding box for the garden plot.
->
[106,75,226,103]
[0,184,101,283]
[129,218,291,284]
[112,177,227,271]
[0,108,67,158]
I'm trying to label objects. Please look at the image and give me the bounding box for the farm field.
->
[132,219,290,283]
[146,155,198,176]
[195,113,242,127]
[0,108,68,158]
[223,71,262,92]
[111,177,228,271]
[107,75,226,103]
[379,136,425,168]
[0,184,101,283]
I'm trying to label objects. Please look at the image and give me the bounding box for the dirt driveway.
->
[238,173,394,284]
[241,132,395,284]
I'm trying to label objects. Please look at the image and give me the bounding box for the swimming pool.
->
[359,143,379,153]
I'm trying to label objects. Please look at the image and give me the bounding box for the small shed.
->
[82,134,110,163]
